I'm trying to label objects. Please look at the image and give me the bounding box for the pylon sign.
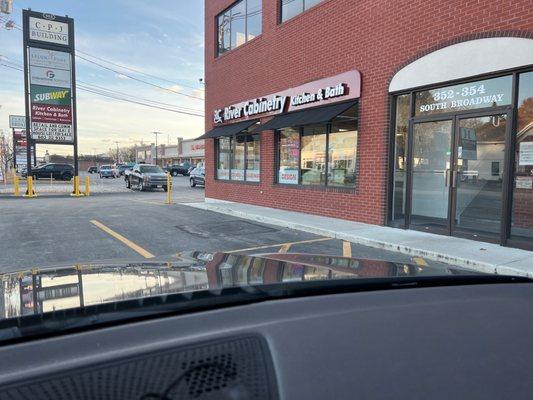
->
[22,10,78,175]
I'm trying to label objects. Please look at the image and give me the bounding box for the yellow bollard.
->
[23,176,37,198]
[70,176,84,197]
[84,176,90,196]
[165,172,173,204]
[13,171,20,197]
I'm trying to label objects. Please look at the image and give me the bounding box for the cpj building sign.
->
[23,10,76,149]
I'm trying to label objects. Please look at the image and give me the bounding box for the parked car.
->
[126,164,169,191]
[87,166,97,174]
[99,165,118,178]
[189,167,205,187]
[24,163,74,181]
[166,162,191,176]
[117,164,132,176]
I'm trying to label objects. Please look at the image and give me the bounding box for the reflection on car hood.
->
[0,252,475,321]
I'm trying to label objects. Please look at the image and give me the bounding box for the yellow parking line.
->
[278,244,292,254]
[90,220,155,259]
[413,256,428,267]
[131,199,165,206]
[225,237,332,253]
[342,241,352,258]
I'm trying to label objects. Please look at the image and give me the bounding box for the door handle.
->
[452,170,458,188]
[445,169,451,187]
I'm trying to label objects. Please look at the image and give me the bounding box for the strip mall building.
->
[202,0,533,250]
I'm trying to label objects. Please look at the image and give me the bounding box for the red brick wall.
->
[204,0,533,225]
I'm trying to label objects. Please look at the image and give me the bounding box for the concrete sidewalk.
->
[185,199,533,277]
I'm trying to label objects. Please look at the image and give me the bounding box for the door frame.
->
[406,106,512,244]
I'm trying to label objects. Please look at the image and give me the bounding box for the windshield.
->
[140,165,164,173]
[0,1,531,341]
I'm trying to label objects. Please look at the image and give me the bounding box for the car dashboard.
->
[0,282,532,399]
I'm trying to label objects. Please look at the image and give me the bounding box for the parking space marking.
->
[130,199,166,206]
[225,237,333,254]
[342,241,352,258]
[412,256,428,267]
[90,220,156,259]
[278,243,292,254]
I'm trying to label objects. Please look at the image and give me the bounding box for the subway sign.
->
[213,70,361,124]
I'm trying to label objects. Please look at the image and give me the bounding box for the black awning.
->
[259,100,357,131]
[196,119,258,140]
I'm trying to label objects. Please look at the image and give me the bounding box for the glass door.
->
[409,120,453,233]
[452,113,508,240]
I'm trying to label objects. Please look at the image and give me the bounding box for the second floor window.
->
[217,0,262,56]
[281,0,324,23]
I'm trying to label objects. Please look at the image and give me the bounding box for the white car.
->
[99,165,119,178]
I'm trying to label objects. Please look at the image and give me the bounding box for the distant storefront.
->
[203,0,533,250]
[179,139,205,166]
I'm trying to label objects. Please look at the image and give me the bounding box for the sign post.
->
[22,9,78,190]
[9,115,26,170]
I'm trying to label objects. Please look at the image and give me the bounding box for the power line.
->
[76,54,204,101]
[0,16,205,100]
[0,63,204,117]
[75,49,204,91]
[0,59,204,113]
[77,84,204,116]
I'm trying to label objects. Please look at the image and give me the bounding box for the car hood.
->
[0,252,476,321]
[144,172,167,178]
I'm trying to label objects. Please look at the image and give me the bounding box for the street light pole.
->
[152,132,162,166]
[114,141,120,164]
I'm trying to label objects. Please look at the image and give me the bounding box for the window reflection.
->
[278,128,300,184]
[512,71,533,241]
[301,125,327,185]
[328,120,357,187]
[392,94,409,224]
[231,136,245,181]
[280,0,325,22]
[217,137,231,180]
[217,0,262,56]
[245,135,260,182]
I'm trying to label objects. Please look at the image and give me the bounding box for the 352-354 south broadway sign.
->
[213,70,361,124]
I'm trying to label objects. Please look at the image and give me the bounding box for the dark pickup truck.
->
[126,164,169,191]
[166,163,191,176]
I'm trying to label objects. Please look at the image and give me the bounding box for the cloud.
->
[115,73,128,80]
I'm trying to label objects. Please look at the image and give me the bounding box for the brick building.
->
[201,0,533,250]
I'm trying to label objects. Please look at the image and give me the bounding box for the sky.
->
[0,0,205,156]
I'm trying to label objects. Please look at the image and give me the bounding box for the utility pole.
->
[114,141,120,164]
[152,131,162,166]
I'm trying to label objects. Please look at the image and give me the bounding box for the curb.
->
[185,202,532,278]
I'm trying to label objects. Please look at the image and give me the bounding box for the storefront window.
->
[328,117,357,187]
[278,128,300,184]
[216,133,261,182]
[392,94,410,224]
[231,136,245,180]
[245,135,260,182]
[217,137,231,180]
[217,0,262,56]
[277,104,358,187]
[511,71,533,242]
[301,125,327,185]
[415,75,512,116]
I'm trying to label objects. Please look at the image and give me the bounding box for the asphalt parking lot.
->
[0,176,454,272]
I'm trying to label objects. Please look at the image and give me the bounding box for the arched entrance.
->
[388,37,533,250]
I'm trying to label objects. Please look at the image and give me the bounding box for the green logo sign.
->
[31,85,71,106]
